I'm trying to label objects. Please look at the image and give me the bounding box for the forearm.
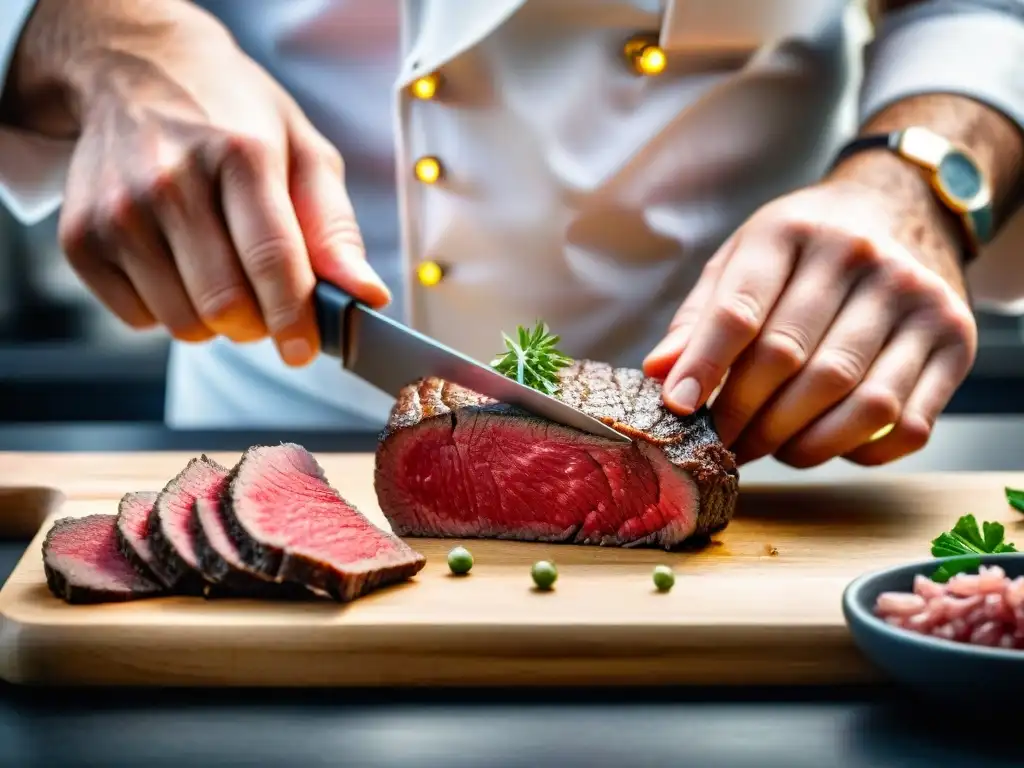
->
[827,1,1024,294]
[829,95,1023,293]
[0,0,230,138]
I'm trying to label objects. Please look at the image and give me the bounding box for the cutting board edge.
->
[0,618,879,687]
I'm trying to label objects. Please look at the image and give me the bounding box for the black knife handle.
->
[313,280,355,361]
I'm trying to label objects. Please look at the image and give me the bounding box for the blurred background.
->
[2,206,1024,424]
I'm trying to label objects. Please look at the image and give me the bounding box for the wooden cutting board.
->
[1,451,1021,688]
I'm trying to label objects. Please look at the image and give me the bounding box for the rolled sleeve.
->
[0,0,72,226]
[860,1,1024,131]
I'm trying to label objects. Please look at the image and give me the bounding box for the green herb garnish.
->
[490,321,573,396]
[1005,486,1024,513]
[929,513,1017,582]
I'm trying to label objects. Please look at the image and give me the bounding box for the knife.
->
[312,280,630,443]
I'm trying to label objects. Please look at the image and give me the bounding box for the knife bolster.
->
[313,281,355,363]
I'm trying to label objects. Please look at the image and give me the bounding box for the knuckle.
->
[810,347,865,393]
[837,235,884,271]
[757,326,809,373]
[854,384,902,425]
[193,282,250,324]
[714,291,763,337]
[220,134,276,178]
[263,300,305,335]
[776,215,815,244]
[882,260,928,296]
[316,142,344,175]
[317,216,363,252]
[936,304,977,347]
[57,209,93,260]
[142,161,194,211]
[95,189,138,239]
[241,235,295,280]
[900,415,933,451]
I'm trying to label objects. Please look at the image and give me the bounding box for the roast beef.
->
[115,491,171,587]
[147,455,228,594]
[193,475,313,600]
[221,443,427,602]
[374,360,739,549]
[43,514,165,604]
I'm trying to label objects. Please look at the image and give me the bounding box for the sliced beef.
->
[193,474,314,600]
[374,359,739,550]
[222,443,427,602]
[115,491,172,587]
[43,514,165,604]
[147,455,228,594]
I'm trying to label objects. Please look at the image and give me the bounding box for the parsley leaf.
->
[929,514,1018,583]
[1005,486,1024,514]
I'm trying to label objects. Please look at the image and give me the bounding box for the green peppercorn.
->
[531,560,558,590]
[447,546,473,575]
[652,564,675,592]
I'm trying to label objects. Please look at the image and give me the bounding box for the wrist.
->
[826,148,969,298]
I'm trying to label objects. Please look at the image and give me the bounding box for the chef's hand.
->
[643,151,977,468]
[5,0,390,366]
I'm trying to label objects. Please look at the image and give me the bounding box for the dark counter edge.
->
[0,424,383,452]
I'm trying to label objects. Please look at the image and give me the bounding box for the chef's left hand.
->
[643,154,978,468]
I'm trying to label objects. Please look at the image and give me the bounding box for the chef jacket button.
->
[409,72,442,100]
[624,34,666,76]
[414,155,443,184]
[417,260,445,287]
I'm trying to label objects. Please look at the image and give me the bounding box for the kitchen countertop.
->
[1,420,1023,767]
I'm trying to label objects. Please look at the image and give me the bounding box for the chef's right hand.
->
[9,0,391,366]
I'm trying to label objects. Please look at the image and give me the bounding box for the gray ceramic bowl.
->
[843,553,1024,698]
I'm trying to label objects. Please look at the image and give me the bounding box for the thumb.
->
[289,130,391,309]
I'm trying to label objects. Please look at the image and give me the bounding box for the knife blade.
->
[312,280,630,443]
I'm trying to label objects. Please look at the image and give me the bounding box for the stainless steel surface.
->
[315,281,630,443]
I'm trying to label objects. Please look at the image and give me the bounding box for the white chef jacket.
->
[0,0,1023,430]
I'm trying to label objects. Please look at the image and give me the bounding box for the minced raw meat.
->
[874,565,1024,649]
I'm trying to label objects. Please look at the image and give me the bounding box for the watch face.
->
[936,149,983,207]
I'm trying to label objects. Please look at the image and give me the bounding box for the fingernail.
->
[280,336,313,366]
[668,377,702,413]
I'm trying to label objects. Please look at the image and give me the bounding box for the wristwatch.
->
[832,126,993,262]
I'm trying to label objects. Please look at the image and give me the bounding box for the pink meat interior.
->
[195,477,244,569]
[117,491,159,563]
[159,459,228,569]
[376,413,699,547]
[233,446,409,568]
[47,515,155,593]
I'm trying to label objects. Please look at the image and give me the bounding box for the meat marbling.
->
[374,360,739,549]
[222,443,427,601]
